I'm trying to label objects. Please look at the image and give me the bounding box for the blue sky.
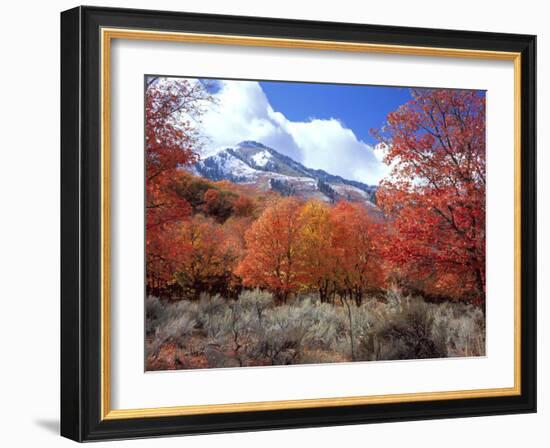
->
[174,77,484,185]
[193,77,416,184]
[260,81,412,145]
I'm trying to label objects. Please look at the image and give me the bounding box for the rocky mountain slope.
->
[193,141,378,207]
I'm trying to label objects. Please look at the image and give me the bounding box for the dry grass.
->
[145,289,485,370]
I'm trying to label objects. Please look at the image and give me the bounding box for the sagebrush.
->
[146,289,485,370]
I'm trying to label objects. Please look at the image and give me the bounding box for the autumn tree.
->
[299,201,336,303]
[202,188,236,222]
[233,195,256,217]
[235,198,305,304]
[145,78,213,294]
[172,216,242,300]
[330,201,382,306]
[374,88,486,306]
[146,223,182,297]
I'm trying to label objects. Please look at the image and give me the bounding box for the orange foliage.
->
[172,216,242,299]
[374,88,485,305]
[330,201,385,305]
[235,197,305,303]
[233,196,256,217]
[235,198,382,304]
[299,201,336,303]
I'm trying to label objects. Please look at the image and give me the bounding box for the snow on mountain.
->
[194,141,378,207]
[251,150,271,168]
[196,149,259,183]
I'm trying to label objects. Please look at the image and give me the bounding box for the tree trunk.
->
[343,296,356,361]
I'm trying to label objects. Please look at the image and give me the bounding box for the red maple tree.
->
[374,88,486,305]
[145,78,212,295]
[330,201,384,305]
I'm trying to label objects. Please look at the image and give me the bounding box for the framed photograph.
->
[60,6,536,441]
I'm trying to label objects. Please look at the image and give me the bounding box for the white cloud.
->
[195,79,389,185]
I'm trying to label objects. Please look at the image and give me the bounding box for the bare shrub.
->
[356,292,485,361]
[373,297,447,360]
[196,293,225,328]
[145,296,199,362]
[146,289,485,370]
[432,302,485,357]
[145,295,164,336]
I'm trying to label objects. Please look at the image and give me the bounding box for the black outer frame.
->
[60,5,537,442]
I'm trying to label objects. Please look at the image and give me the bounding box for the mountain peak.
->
[236,140,269,149]
[194,142,378,207]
